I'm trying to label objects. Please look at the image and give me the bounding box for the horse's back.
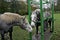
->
[4,12,21,17]
[0,12,20,23]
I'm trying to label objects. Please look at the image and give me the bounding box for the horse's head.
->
[31,11,37,27]
[31,9,40,28]
[19,16,32,32]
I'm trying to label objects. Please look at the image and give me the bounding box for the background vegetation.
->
[0,0,36,15]
[0,0,60,14]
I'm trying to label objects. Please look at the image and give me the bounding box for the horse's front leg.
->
[48,19,52,32]
[44,20,48,32]
[36,26,38,34]
[36,23,39,34]
[9,27,13,40]
[1,31,4,40]
[48,20,51,27]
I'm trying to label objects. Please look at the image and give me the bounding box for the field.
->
[11,13,60,40]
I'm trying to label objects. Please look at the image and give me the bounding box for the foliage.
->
[0,1,36,15]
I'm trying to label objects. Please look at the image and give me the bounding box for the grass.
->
[4,13,60,40]
[50,13,60,40]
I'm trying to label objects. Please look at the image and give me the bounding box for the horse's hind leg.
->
[1,31,4,40]
[9,27,13,40]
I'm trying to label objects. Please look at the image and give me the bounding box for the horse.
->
[0,12,32,40]
[31,9,52,34]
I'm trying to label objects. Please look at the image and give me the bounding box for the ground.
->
[0,13,60,40]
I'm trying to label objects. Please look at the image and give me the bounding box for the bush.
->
[0,1,37,15]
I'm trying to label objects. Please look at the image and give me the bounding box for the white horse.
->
[31,9,52,34]
[31,9,40,27]
[31,9,51,27]
[0,12,32,40]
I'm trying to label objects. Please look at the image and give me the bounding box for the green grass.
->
[11,13,60,40]
[50,13,60,40]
